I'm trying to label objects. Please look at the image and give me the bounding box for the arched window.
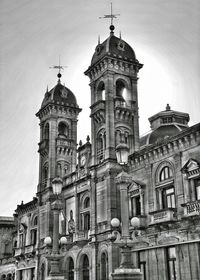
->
[83,213,90,231]
[57,163,62,177]
[97,82,105,101]
[156,164,175,210]
[84,197,90,209]
[7,274,12,280]
[68,257,74,280]
[1,275,6,280]
[82,255,89,280]
[160,166,173,181]
[41,263,45,280]
[43,164,48,187]
[58,122,68,137]
[44,123,49,140]
[97,132,106,163]
[31,216,38,246]
[116,80,128,104]
[64,164,68,175]
[33,216,38,226]
[101,252,108,280]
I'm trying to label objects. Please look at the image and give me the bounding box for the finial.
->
[119,31,122,39]
[49,55,67,82]
[99,2,120,34]
[166,104,171,111]
[98,35,100,45]
[86,135,90,143]
[46,85,48,92]
[79,140,82,147]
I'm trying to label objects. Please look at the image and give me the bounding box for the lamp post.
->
[111,144,142,280]
[46,177,65,280]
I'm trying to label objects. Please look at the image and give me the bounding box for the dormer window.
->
[161,117,173,124]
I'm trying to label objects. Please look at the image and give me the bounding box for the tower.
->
[36,73,81,194]
[85,25,143,165]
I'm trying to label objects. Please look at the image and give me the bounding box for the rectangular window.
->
[131,196,141,216]
[138,251,146,280]
[195,179,200,200]
[31,229,37,245]
[30,268,35,280]
[162,187,175,208]
[167,247,177,280]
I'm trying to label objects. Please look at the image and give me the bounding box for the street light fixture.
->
[111,143,142,280]
[45,177,65,280]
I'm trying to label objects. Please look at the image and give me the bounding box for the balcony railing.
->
[182,200,200,217]
[149,208,177,224]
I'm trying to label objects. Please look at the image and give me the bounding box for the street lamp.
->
[111,144,142,280]
[46,177,65,280]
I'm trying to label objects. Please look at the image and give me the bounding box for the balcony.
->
[74,230,90,242]
[149,208,177,224]
[182,200,200,217]
[24,245,35,255]
[14,248,24,257]
[38,139,49,152]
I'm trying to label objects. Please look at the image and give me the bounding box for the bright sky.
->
[0,0,199,216]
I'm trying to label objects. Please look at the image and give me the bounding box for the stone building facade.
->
[0,24,200,280]
[0,217,16,280]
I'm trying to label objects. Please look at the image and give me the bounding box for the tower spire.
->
[99,3,120,34]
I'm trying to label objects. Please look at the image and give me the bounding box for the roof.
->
[41,80,78,108]
[140,124,188,146]
[91,33,136,65]
[140,105,190,147]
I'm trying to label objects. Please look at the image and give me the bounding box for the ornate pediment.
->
[128,181,144,196]
[181,159,200,178]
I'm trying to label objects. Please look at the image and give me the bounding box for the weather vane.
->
[49,56,67,79]
[99,3,120,31]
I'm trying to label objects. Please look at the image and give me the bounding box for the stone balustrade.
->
[150,208,177,224]
[182,200,200,217]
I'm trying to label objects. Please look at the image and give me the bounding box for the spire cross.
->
[49,56,67,78]
[99,3,120,26]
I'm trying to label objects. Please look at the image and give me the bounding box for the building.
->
[0,217,16,279]
[0,22,200,280]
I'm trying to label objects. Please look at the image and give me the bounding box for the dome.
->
[140,105,190,147]
[41,81,78,108]
[91,33,136,65]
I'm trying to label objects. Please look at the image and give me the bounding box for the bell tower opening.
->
[58,122,68,138]
[97,81,105,101]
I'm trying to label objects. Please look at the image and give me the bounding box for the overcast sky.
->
[0,0,200,216]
